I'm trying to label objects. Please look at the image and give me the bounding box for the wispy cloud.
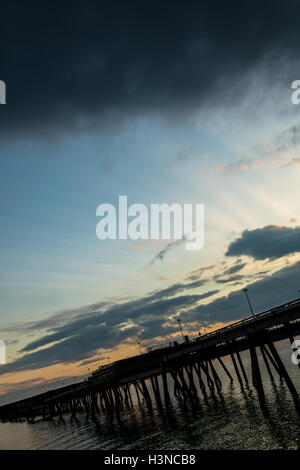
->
[185,264,216,281]
[214,157,264,173]
[146,237,186,267]
[223,262,247,276]
[167,145,209,165]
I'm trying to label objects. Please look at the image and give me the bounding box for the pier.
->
[1,298,300,423]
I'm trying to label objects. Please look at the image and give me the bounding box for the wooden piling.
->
[260,345,274,382]
[134,381,141,403]
[193,363,207,394]
[248,336,266,409]
[184,364,199,397]
[230,351,244,388]
[199,361,215,390]
[207,358,222,390]
[217,356,233,381]
[266,339,299,408]
[169,368,188,400]
[140,379,152,409]
[161,362,170,406]
[234,350,248,384]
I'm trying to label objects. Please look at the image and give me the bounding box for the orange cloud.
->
[288,157,300,166]
[214,158,264,172]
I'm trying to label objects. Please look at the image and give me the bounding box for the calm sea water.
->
[0,338,299,450]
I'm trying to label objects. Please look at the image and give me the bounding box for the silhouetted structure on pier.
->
[1,298,300,423]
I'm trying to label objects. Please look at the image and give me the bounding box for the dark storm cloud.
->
[0,324,141,375]
[139,319,178,341]
[184,260,300,324]
[19,288,218,354]
[226,225,300,260]
[0,284,218,375]
[1,0,300,138]
[4,280,204,342]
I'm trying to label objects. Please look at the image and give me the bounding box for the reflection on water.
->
[0,338,299,450]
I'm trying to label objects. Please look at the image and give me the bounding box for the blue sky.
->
[1,99,300,350]
[0,116,242,320]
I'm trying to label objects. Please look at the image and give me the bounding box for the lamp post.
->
[138,341,142,355]
[243,287,254,317]
[177,318,184,340]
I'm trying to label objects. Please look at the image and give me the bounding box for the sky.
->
[2,0,300,404]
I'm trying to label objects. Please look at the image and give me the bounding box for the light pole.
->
[107,356,110,365]
[243,287,254,317]
[177,318,184,340]
[138,341,142,355]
